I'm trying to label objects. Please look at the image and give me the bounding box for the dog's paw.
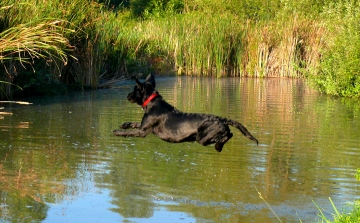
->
[120,122,132,129]
[120,122,140,129]
[215,143,223,152]
[119,122,133,129]
[113,130,124,136]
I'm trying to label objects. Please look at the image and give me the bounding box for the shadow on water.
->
[0,77,359,222]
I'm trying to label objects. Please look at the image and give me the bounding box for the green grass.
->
[315,198,360,223]
[257,193,360,223]
[0,20,72,65]
[257,169,360,222]
[103,12,324,78]
[310,1,360,97]
[0,0,104,97]
[356,169,360,182]
[1,0,360,98]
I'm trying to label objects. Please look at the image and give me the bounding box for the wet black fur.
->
[113,74,258,152]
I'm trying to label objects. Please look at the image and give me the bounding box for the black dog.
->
[113,74,258,152]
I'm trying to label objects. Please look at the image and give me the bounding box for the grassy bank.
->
[0,0,105,98]
[1,0,360,98]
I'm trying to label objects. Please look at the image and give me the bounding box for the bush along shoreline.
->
[1,0,360,99]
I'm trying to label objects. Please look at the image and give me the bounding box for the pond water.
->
[0,77,359,222]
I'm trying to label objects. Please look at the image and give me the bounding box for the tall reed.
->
[118,12,249,77]
[0,0,104,98]
[0,20,71,65]
[0,18,73,97]
[1,0,359,98]
[110,11,325,78]
[244,17,325,78]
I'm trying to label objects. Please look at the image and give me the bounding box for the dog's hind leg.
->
[196,121,233,152]
[214,132,233,152]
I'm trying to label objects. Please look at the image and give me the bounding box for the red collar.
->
[142,93,158,107]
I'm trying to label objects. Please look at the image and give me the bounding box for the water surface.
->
[0,77,359,222]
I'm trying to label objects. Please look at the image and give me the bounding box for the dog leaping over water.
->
[113,74,258,152]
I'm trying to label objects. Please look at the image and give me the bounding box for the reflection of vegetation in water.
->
[0,78,359,222]
[0,142,96,221]
[97,78,360,221]
[100,149,155,218]
[0,96,103,222]
[0,190,48,222]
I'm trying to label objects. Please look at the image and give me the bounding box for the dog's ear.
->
[132,76,142,87]
[145,73,156,88]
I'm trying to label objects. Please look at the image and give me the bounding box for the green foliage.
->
[1,0,360,98]
[356,169,360,182]
[315,199,360,223]
[0,20,72,64]
[105,10,324,77]
[0,0,104,98]
[312,0,360,97]
[97,0,130,9]
[130,0,183,19]
[314,169,360,223]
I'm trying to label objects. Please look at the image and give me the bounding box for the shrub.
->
[313,0,360,97]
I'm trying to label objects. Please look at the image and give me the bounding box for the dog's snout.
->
[127,92,136,103]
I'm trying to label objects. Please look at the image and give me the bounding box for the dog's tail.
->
[224,119,259,145]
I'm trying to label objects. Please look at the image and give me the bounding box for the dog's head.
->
[127,74,157,106]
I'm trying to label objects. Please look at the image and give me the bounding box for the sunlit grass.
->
[0,0,103,96]
[257,170,360,223]
[256,186,283,222]
[356,169,360,182]
[258,191,360,223]
[0,20,73,66]
[314,198,360,223]
[108,12,324,78]
[1,0,360,97]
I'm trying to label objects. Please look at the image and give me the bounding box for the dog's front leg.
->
[114,115,155,138]
[113,128,150,138]
[120,122,141,129]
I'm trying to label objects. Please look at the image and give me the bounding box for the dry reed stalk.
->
[0,21,71,65]
[301,21,326,76]
[242,16,325,78]
[0,112,13,115]
[0,101,32,104]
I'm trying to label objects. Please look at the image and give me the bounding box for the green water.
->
[0,77,359,222]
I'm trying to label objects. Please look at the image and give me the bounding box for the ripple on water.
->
[1,77,360,223]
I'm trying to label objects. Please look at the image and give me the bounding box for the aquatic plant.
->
[0,20,71,65]
[256,187,283,222]
[0,0,103,98]
[108,11,325,78]
[314,198,360,223]
[356,169,360,182]
[1,0,360,98]
[0,17,73,97]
